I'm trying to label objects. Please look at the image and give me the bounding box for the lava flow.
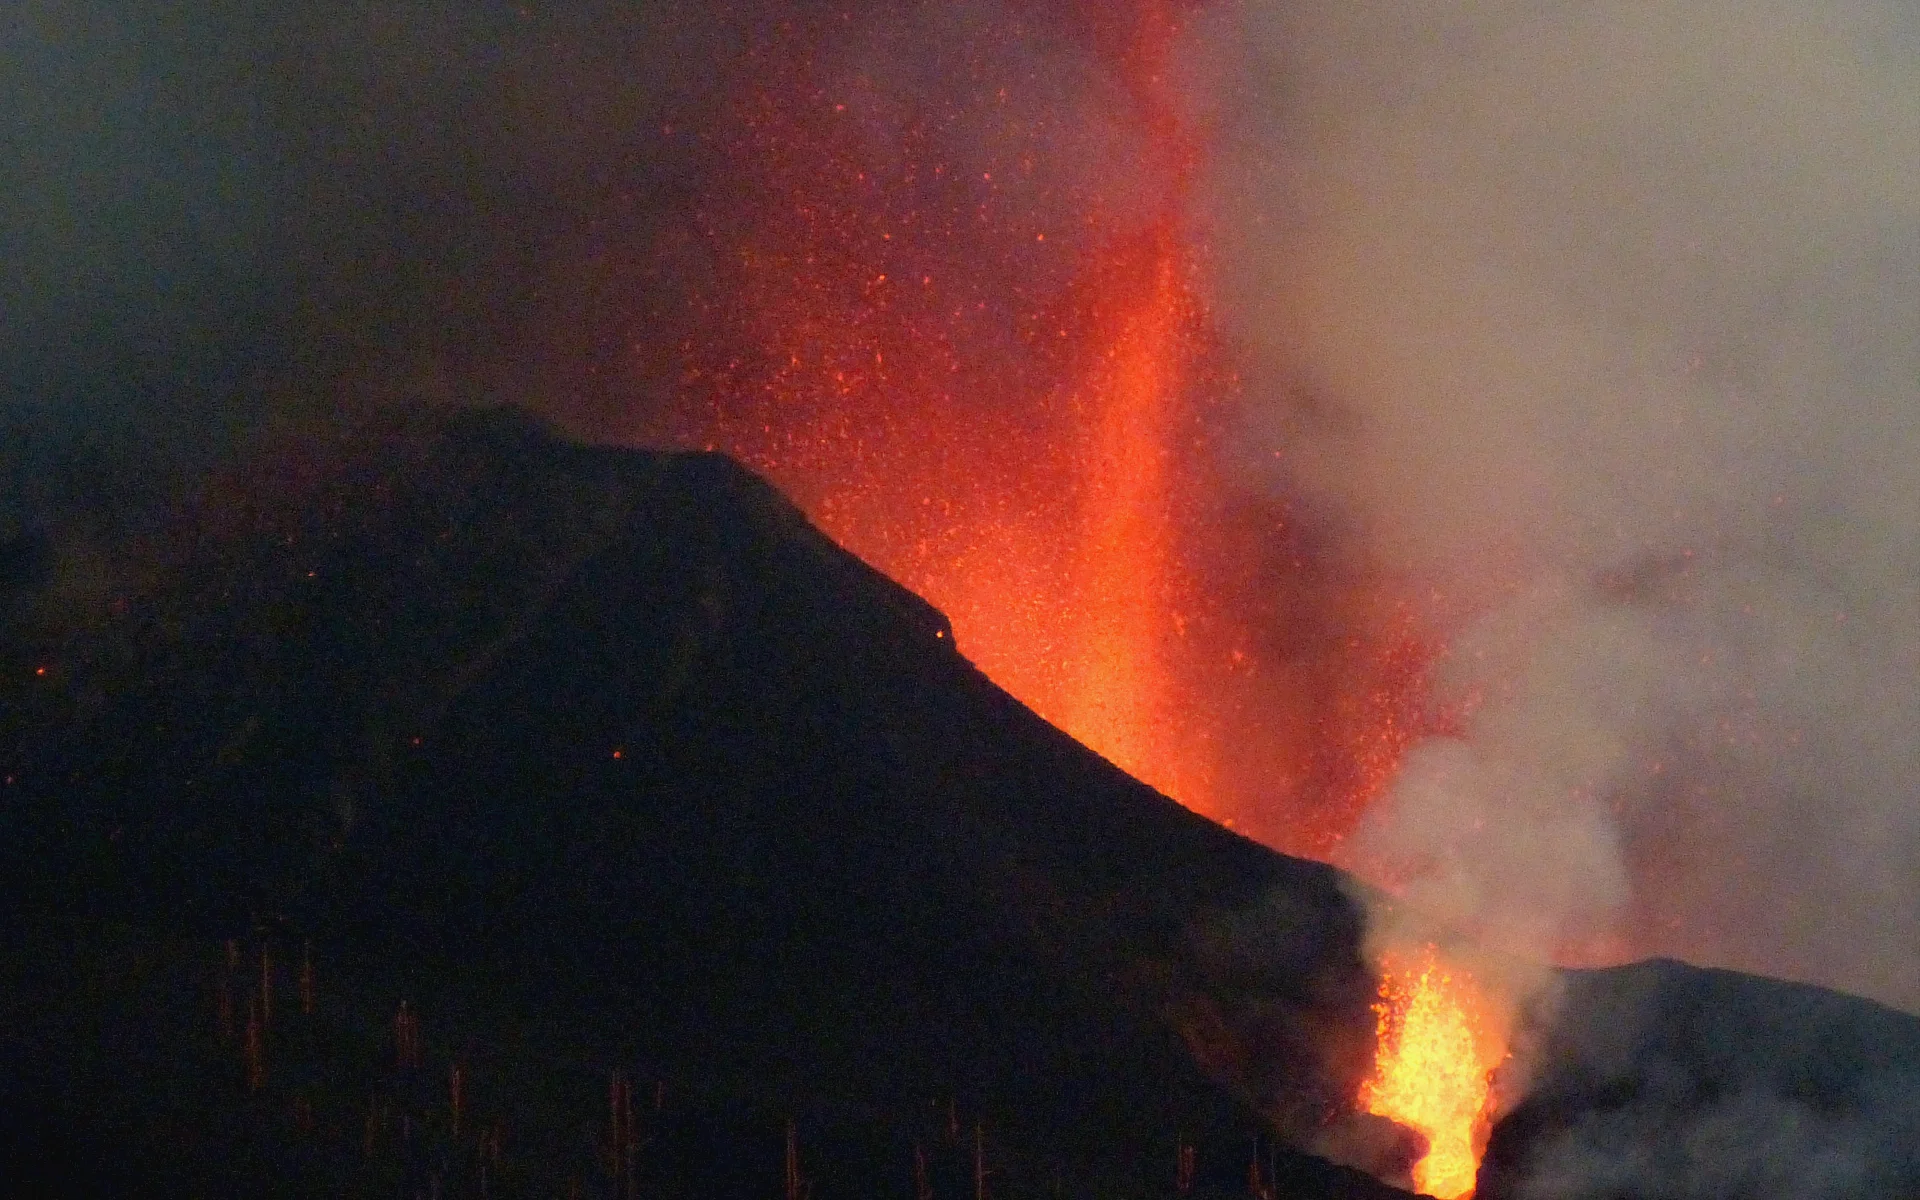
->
[1362,948,1505,1198]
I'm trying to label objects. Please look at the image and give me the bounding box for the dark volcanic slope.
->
[1481,959,1920,1200]
[0,407,1402,1197]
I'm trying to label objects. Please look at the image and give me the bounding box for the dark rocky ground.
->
[1,406,1915,1198]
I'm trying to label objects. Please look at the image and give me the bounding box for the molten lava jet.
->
[671,0,1440,850]
[1362,948,1505,1198]
[678,0,1220,811]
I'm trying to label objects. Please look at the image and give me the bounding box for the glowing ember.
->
[1361,947,1501,1199]
[667,1,1444,853]
[1048,6,1188,794]
[682,3,1216,808]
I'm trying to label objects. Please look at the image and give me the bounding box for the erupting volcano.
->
[10,0,1920,1196]
[672,1,1506,1192]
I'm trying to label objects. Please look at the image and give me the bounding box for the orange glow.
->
[678,3,1220,809]
[1056,228,1190,795]
[662,1,1441,853]
[1361,947,1504,1199]
[1053,4,1192,795]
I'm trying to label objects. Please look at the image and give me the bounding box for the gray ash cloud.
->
[1195,0,1920,1013]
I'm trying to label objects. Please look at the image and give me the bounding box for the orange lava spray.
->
[670,1,1443,854]
[1361,947,1503,1199]
[1059,231,1189,794]
[1050,0,1203,802]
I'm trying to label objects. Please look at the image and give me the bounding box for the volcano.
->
[2,408,1916,1198]
[0,407,1404,1197]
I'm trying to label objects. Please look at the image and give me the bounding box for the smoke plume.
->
[1197,0,1920,1012]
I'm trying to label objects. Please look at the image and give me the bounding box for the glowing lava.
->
[680,1,1219,808]
[667,0,1445,855]
[1361,948,1503,1198]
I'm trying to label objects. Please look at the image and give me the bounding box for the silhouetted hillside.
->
[0,406,1404,1197]
[1480,959,1920,1199]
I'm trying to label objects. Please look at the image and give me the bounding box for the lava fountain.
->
[667,0,1451,853]
[1048,0,1199,800]
[676,0,1226,810]
[1362,947,1507,1197]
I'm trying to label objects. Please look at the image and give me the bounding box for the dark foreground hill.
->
[0,407,1407,1198]
[3,406,1917,1199]
[1481,959,1920,1199]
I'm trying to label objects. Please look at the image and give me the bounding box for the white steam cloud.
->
[1196,0,1920,1011]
